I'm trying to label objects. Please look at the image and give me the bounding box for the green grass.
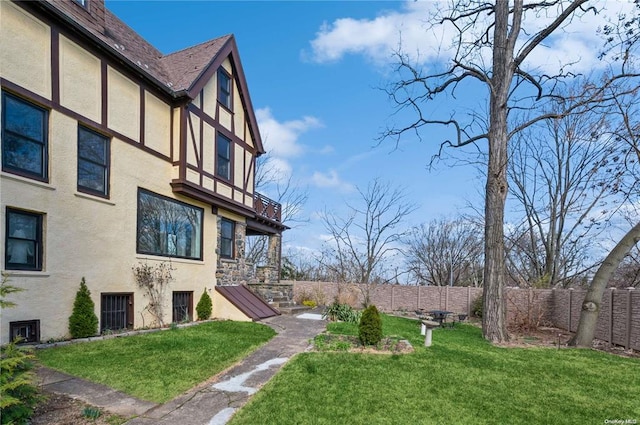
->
[230,315,640,425]
[36,321,276,403]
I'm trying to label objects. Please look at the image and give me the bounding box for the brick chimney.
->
[87,0,106,34]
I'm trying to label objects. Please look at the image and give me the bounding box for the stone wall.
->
[287,281,639,351]
[248,283,294,307]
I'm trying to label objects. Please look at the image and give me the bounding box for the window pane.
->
[3,134,43,175]
[220,238,232,258]
[6,210,41,270]
[8,212,38,240]
[221,220,233,239]
[218,70,231,108]
[2,93,47,180]
[79,129,107,164]
[216,135,231,179]
[78,126,109,196]
[4,95,45,141]
[78,159,106,192]
[137,190,203,260]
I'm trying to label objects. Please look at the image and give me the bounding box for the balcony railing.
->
[254,192,282,222]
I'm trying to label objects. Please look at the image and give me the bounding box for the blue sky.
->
[105,0,630,257]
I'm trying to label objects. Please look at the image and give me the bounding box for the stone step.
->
[278,305,313,315]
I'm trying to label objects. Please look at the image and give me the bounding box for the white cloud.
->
[307,1,636,75]
[256,107,321,158]
[311,169,355,192]
[255,107,322,187]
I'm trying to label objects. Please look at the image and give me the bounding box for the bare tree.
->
[320,179,417,305]
[405,217,483,287]
[506,100,626,288]
[246,154,309,265]
[570,79,640,346]
[383,0,640,342]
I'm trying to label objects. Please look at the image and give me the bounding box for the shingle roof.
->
[216,285,280,321]
[161,35,232,92]
[42,0,231,94]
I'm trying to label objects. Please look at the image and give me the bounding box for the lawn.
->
[229,315,640,425]
[36,321,276,403]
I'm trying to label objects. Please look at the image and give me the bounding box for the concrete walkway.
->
[37,312,327,425]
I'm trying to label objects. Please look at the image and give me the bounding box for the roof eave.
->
[32,1,189,102]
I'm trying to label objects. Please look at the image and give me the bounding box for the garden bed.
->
[313,333,413,354]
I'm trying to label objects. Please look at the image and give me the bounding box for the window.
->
[78,126,110,197]
[172,291,193,323]
[220,218,234,259]
[10,320,40,343]
[216,133,231,180]
[101,293,133,332]
[1,92,48,181]
[217,68,231,109]
[137,189,203,260]
[5,208,43,271]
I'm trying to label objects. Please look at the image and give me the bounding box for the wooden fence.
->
[287,281,639,351]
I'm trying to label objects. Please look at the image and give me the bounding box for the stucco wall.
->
[0,2,51,99]
[0,3,220,343]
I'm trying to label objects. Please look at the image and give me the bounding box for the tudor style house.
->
[0,0,286,344]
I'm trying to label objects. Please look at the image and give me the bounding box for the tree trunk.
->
[482,1,513,343]
[568,221,640,347]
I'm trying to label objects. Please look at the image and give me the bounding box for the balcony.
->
[254,192,282,223]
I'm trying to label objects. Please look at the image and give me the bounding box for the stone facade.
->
[248,283,294,307]
[216,218,282,286]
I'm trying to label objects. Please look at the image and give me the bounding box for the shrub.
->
[471,295,483,318]
[1,341,41,424]
[1,273,40,425]
[68,277,99,339]
[358,305,383,346]
[196,289,212,321]
[132,261,174,327]
[323,302,361,324]
[302,300,317,308]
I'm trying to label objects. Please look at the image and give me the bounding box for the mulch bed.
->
[30,390,127,425]
[314,333,414,354]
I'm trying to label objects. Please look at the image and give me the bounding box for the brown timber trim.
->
[179,105,187,180]
[1,78,171,164]
[101,61,108,126]
[170,105,175,162]
[200,111,204,170]
[245,217,287,235]
[17,1,177,104]
[139,86,145,146]
[51,27,60,104]
[185,36,264,155]
[171,179,254,218]
[186,103,256,154]
[187,112,201,167]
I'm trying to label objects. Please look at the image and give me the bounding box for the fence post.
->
[391,285,394,311]
[568,288,573,332]
[417,286,421,310]
[445,286,449,310]
[626,288,634,350]
[609,288,615,347]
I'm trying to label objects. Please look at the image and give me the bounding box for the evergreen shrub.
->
[358,304,382,346]
[68,277,99,339]
[196,289,212,320]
